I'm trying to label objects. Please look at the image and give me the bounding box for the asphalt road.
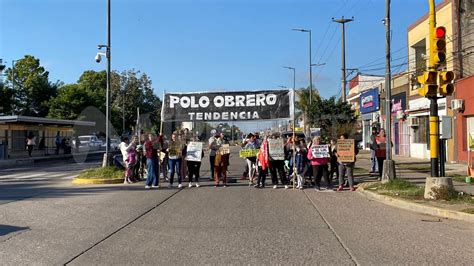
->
[1,148,473,265]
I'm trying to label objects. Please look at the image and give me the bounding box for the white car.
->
[102,138,121,150]
[72,135,103,152]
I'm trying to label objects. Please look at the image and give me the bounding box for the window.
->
[413,116,429,144]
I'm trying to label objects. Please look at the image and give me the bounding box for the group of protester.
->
[118,129,222,189]
[118,126,389,191]
[241,132,356,191]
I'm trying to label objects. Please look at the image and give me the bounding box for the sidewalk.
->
[356,151,474,195]
[0,151,104,169]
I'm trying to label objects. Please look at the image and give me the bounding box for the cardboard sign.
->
[311,144,330,158]
[169,141,184,158]
[219,144,230,155]
[268,139,285,160]
[186,142,203,162]
[337,139,355,163]
[239,149,259,158]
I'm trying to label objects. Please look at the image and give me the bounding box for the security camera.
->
[95,53,102,63]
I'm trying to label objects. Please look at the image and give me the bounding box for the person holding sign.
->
[375,129,388,179]
[208,132,220,181]
[335,134,359,192]
[186,137,204,188]
[244,133,259,187]
[307,137,332,191]
[214,134,230,187]
[167,132,184,188]
[268,133,288,189]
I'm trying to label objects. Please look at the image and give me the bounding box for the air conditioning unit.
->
[451,99,464,112]
[409,117,419,127]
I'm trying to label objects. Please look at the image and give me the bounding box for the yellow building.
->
[407,0,455,161]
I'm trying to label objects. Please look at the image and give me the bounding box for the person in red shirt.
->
[143,133,159,189]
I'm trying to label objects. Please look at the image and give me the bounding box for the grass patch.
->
[396,164,431,171]
[367,179,424,200]
[76,167,123,180]
[460,208,474,214]
[450,174,473,184]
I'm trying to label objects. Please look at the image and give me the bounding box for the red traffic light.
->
[436,27,446,38]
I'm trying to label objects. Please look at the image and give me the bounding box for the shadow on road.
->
[0,224,30,236]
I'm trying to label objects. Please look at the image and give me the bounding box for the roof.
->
[0,115,96,127]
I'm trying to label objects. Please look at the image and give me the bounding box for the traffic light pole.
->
[421,0,454,199]
[429,97,439,177]
[428,0,439,178]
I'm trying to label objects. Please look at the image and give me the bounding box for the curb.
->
[72,178,124,185]
[357,184,474,223]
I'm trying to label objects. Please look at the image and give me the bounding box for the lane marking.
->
[303,191,360,266]
[64,189,183,265]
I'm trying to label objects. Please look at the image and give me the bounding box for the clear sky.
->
[0,0,442,132]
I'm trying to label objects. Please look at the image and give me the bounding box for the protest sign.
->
[169,141,184,158]
[239,149,259,158]
[268,139,285,160]
[186,142,203,162]
[219,144,230,155]
[311,144,330,158]
[337,139,355,163]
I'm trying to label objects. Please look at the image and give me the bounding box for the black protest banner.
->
[161,90,291,122]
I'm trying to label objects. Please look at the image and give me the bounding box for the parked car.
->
[72,135,102,152]
[101,138,121,150]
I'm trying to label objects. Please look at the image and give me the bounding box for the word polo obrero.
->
[162,90,292,122]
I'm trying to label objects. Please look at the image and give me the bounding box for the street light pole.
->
[284,66,296,189]
[333,17,354,102]
[11,59,19,115]
[97,0,112,167]
[292,28,312,104]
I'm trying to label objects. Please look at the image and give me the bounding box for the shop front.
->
[359,88,380,150]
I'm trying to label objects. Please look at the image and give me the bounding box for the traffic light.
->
[431,26,447,66]
[418,71,438,97]
[438,71,455,96]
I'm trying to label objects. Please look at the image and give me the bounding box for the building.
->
[348,74,384,149]
[452,0,474,164]
[0,116,95,159]
[407,0,455,161]
[380,73,411,156]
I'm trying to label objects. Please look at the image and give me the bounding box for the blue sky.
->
[1,0,443,101]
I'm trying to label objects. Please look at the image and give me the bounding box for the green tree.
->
[48,84,94,120]
[0,80,13,115]
[48,70,109,120]
[5,55,58,116]
[111,70,162,135]
[306,96,357,141]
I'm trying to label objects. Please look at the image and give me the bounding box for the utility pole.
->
[333,17,354,102]
[381,0,396,182]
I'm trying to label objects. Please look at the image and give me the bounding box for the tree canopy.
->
[4,55,59,116]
